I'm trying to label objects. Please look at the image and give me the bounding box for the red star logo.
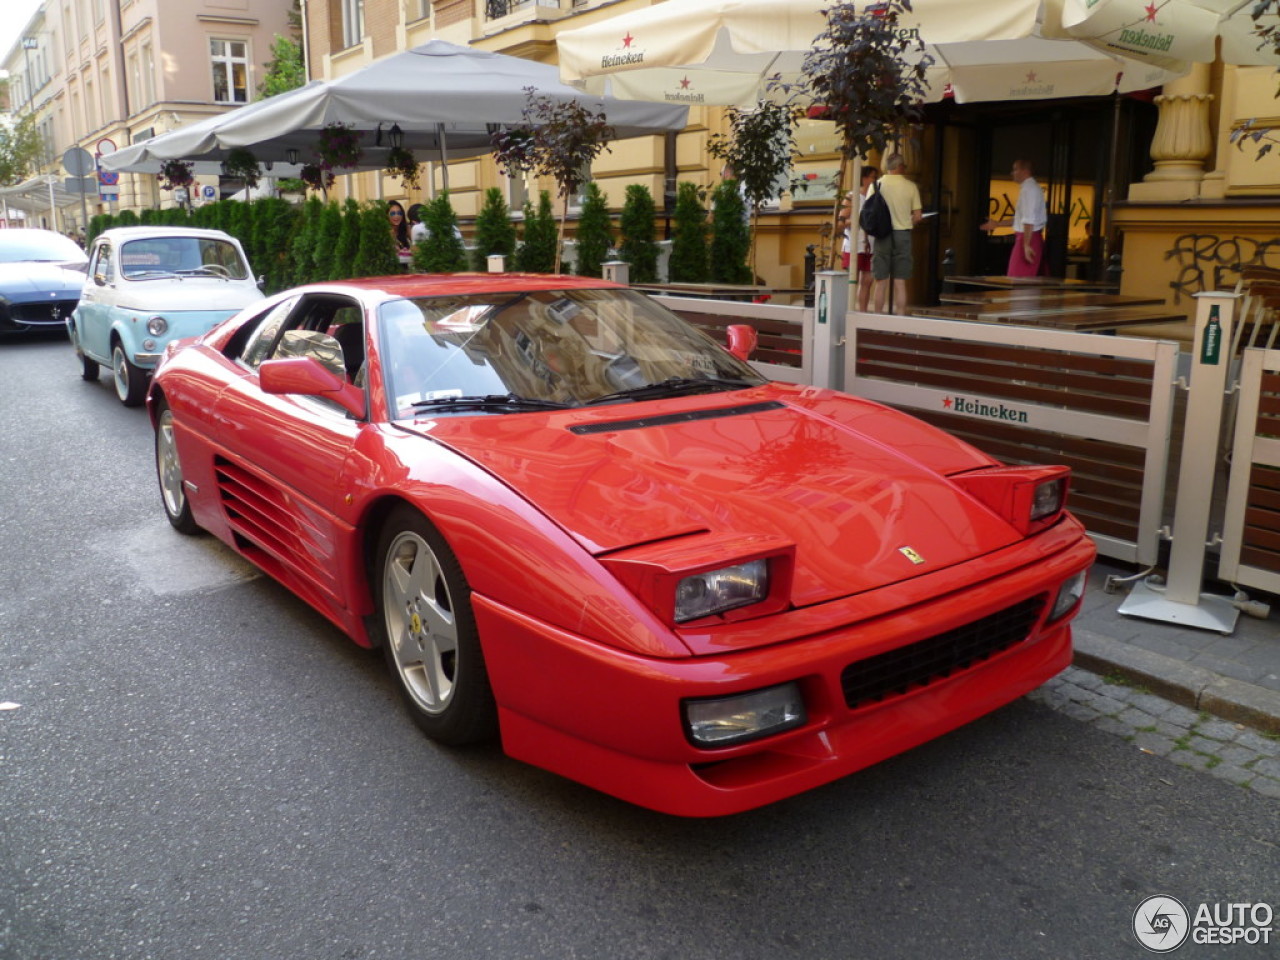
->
[942,396,953,409]
[1025,70,1038,82]
[622,32,634,48]
[679,76,691,89]
[1144,2,1158,22]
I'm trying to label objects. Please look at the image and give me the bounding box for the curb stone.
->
[1072,628,1280,735]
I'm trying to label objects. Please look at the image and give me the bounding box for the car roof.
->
[97,226,241,243]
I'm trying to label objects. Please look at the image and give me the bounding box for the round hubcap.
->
[384,532,457,715]
[157,412,185,517]
[112,347,130,400]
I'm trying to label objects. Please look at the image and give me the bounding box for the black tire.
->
[154,402,199,535]
[80,353,100,382]
[112,342,147,407]
[373,506,497,745]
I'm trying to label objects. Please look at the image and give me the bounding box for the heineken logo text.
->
[602,52,644,69]
[943,395,1029,423]
[1116,27,1175,53]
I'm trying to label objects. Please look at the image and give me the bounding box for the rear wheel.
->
[155,402,198,535]
[112,343,147,407]
[374,507,497,745]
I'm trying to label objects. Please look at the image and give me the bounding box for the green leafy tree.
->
[0,114,45,185]
[311,201,343,280]
[329,198,361,281]
[352,201,399,278]
[115,209,140,228]
[289,195,324,284]
[412,192,468,273]
[471,187,517,271]
[573,182,612,278]
[710,180,753,284]
[250,197,298,291]
[513,191,558,273]
[668,182,708,283]
[258,34,305,99]
[87,213,114,244]
[491,88,615,272]
[618,184,659,283]
[707,100,797,273]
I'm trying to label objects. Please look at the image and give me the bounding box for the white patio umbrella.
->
[1061,0,1280,66]
[103,40,689,191]
[556,0,1193,107]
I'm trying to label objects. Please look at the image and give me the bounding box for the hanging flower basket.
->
[222,147,261,190]
[299,163,333,192]
[315,122,364,179]
[157,159,195,191]
[385,146,420,191]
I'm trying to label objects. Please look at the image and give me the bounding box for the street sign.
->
[202,185,216,199]
[62,147,94,177]
[98,170,119,187]
[96,138,117,156]
[63,176,97,194]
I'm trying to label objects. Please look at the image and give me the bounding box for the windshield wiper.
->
[586,376,755,405]
[410,393,573,412]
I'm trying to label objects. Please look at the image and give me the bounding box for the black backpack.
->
[859,182,893,239]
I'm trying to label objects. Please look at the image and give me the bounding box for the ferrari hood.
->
[418,388,1023,605]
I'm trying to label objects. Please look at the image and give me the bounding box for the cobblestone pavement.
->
[1029,665,1280,801]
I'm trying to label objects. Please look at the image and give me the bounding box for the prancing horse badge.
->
[898,546,925,565]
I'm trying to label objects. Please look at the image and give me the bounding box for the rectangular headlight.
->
[683,682,807,747]
[675,559,768,622]
[1031,477,1066,522]
[1049,570,1087,621]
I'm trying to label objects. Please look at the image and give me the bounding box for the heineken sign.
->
[1063,0,1219,65]
[942,395,1030,424]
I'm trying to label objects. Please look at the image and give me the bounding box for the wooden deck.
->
[916,283,1185,332]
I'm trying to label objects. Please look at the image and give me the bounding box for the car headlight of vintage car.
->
[683,682,807,747]
[146,315,168,336]
[1049,570,1087,621]
[675,559,768,622]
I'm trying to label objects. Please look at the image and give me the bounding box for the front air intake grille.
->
[840,595,1047,710]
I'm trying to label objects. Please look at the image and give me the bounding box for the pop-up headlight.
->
[675,559,768,622]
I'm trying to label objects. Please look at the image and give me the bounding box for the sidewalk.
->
[1071,558,1280,735]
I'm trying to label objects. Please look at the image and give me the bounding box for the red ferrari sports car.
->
[148,273,1094,816]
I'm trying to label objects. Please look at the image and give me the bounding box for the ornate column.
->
[1129,64,1215,202]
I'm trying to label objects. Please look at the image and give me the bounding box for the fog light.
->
[146,315,168,336]
[684,682,806,747]
[1050,571,1087,621]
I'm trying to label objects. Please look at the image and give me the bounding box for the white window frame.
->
[210,37,250,105]
[341,0,365,48]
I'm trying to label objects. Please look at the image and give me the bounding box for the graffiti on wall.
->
[1164,234,1280,302]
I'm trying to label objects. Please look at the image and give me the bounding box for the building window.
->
[210,38,249,104]
[342,0,364,48]
[140,42,155,107]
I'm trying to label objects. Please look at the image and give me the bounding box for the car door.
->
[76,239,118,363]
[209,292,369,612]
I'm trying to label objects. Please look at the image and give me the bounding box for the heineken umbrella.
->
[1061,0,1280,66]
[104,40,688,180]
[556,0,1190,106]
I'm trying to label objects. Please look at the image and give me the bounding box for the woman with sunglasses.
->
[388,200,411,268]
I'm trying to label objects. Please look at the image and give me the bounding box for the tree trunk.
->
[555,190,568,274]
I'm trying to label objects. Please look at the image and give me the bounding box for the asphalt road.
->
[2,334,1277,960]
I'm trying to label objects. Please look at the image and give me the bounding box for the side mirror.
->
[726,324,758,362]
[259,357,367,420]
[257,274,266,291]
[94,271,109,287]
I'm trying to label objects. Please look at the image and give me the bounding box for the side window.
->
[91,243,114,284]
[236,297,300,370]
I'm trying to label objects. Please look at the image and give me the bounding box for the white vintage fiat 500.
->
[69,226,263,405]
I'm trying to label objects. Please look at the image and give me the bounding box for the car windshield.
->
[0,229,88,265]
[377,287,765,417]
[119,236,249,280]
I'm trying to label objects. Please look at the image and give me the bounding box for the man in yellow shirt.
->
[872,153,923,315]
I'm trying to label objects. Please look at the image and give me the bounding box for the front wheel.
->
[112,343,148,407]
[155,402,198,535]
[374,507,497,746]
[80,353,99,382]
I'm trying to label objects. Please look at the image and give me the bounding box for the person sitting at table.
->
[981,158,1046,278]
